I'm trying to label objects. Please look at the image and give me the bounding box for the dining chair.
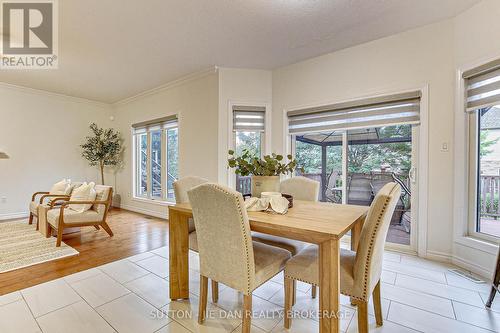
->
[188,183,291,333]
[282,182,401,332]
[173,176,220,300]
[253,176,320,298]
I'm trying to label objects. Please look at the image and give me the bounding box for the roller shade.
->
[233,106,265,132]
[132,115,177,134]
[463,59,500,112]
[288,91,421,135]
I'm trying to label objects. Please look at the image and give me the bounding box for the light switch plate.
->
[441,142,449,152]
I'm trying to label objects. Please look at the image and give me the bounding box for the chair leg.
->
[94,225,100,230]
[45,223,52,238]
[242,294,252,333]
[284,277,294,329]
[211,280,219,303]
[198,275,208,324]
[35,216,39,231]
[292,280,296,306]
[311,285,317,299]
[373,280,383,326]
[100,222,114,237]
[56,227,64,247]
[486,285,498,308]
[357,301,369,333]
[29,213,33,225]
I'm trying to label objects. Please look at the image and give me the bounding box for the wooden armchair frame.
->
[30,191,70,230]
[46,188,114,247]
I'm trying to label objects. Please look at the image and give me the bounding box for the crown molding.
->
[112,66,218,107]
[0,81,110,108]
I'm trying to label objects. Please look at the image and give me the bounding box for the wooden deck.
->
[0,208,169,296]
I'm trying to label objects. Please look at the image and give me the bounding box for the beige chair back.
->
[188,183,256,294]
[93,185,113,217]
[353,182,401,300]
[174,176,208,232]
[280,176,320,201]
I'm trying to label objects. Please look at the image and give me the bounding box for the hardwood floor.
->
[0,208,169,295]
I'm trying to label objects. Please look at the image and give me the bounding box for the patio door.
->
[288,91,422,251]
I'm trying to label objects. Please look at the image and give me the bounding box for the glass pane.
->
[167,128,179,201]
[478,106,500,238]
[138,134,148,196]
[151,130,162,198]
[347,125,412,245]
[294,131,343,203]
[235,131,261,195]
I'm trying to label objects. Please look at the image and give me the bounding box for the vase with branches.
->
[81,123,122,185]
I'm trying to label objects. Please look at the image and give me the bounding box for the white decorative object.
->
[261,192,282,199]
[251,176,280,197]
[244,196,289,214]
[49,179,71,195]
[68,182,96,213]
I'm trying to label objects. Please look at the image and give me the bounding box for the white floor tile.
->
[37,301,115,333]
[381,283,455,318]
[63,268,102,284]
[190,251,200,272]
[0,300,41,333]
[155,321,192,332]
[100,259,150,284]
[388,301,491,333]
[271,318,318,333]
[189,269,227,300]
[384,260,447,283]
[253,281,283,301]
[70,273,130,307]
[346,314,419,333]
[400,254,454,273]
[0,291,22,306]
[383,252,401,263]
[445,272,492,293]
[395,273,484,307]
[232,323,268,332]
[368,297,390,319]
[453,300,500,331]
[22,279,82,317]
[127,251,156,262]
[380,270,397,285]
[137,255,170,278]
[151,245,170,259]
[125,273,171,308]
[98,293,170,333]
[162,296,241,333]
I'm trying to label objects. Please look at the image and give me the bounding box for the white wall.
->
[111,71,219,218]
[217,68,273,185]
[0,85,113,219]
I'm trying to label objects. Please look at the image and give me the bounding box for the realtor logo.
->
[1,0,58,69]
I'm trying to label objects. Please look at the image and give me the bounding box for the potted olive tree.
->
[228,150,302,197]
[81,123,122,185]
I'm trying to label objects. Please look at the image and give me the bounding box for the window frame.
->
[133,121,178,203]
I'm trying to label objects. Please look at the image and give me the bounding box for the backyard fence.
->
[480,175,500,218]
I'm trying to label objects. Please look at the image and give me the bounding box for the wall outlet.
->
[441,142,449,152]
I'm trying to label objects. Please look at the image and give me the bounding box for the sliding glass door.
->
[293,124,418,248]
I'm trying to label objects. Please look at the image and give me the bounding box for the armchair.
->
[29,192,70,231]
[45,185,114,247]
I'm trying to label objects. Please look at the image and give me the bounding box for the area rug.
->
[0,220,78,273]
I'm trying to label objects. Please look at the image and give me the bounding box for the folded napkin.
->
[244,196,289,214]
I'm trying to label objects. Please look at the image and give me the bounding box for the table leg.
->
[351,215,365,252]
[319,238,340,333]
[169,208,190,300]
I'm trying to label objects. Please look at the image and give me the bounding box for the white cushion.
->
[92,186,111,214]
[49,179,71,195]
[68,182,96,213]
[47,209,100,226]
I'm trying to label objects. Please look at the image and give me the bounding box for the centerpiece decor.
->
[228,149,302,197]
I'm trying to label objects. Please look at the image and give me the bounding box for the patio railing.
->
[480,175,500,218]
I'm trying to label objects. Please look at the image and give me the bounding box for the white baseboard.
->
[118,204,168,220]
[425,250,453,263]
[0,211,29,221]
[452,255,493,280]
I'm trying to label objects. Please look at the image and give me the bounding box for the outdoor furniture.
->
[325,170,342,203]
[168,197,368,333]
[347,173,374,206]
[45,185,113,246]
[282,183,401,332]
[187,184,291,333]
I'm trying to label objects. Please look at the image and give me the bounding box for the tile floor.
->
[0,243,498,333]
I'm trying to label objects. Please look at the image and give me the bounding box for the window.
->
[232,106,265,194]
[289,92,420,247]
[133,115,178,202]
[465,59,500,240]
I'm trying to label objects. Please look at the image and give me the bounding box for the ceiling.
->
[0,0,481,103]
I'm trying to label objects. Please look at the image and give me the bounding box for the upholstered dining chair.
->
[29,181,83,231]
[282,182,401,332]
[173,176,219,300]
[252,176,320,297]
[188,183,291,333]
[46,185,114,247]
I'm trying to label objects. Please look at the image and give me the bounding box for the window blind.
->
[463,59,500,112]
[287,91,421,135]
[132,115,178,134]
[233,106,265,132]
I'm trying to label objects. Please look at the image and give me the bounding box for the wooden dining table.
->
[168,200,368,333]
